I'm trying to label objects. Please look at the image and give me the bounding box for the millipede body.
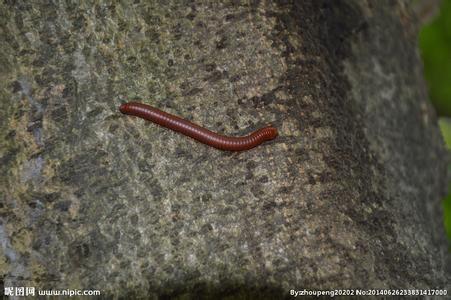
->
[119,102,277,151]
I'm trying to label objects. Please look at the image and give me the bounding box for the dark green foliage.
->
[420,0,451,116]
[419,0,451,242]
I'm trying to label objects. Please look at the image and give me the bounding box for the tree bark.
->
[1,0,449,298]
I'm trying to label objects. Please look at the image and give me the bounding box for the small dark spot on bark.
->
[63,83,77,98]
[150,179,163,199]
[201,193,212,203]
[277,186,293,194]
[196,21,206,28]
[27,200,37,209]
[308,174,316,185]
[130,214,139,226]
[295,148,308,160]
[87,107,103,118]
[40,192,60,203]
[205,63,216,72]
[230,75,241,82]
[127,56,137,63]
[108,124,118,134]
[27,120,42,132]
[216,36,227,50]
[201,223,213,234]
[186,12,196,20]
[251,185,264,196]
[259,175,269,183]
[138,160,153,172]
[118,19,127,31]
[263,200,276,211]
[146,30,160,43]
[51,105,68,122]
[183,87,203,97]
[11,81,21,92]
[173,23,183,39]
[168,59,174,66]
[237,31,246,38]
[18,48,35,56]
[180,81,189,91]
[319,171,333,183]
[76,243,90,258]
[175,147,193,159]
[73,15,87,30]
[251,89,279,108]
[6,130,16,140]
[225,14,235,21]
[246,161,257,170]
[194,40,202,47]
[204,70,228,82]
[55,200,71,212]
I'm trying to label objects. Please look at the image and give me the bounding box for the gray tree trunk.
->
[1,0,449,298]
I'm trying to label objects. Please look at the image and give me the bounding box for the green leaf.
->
[419,0,451,116]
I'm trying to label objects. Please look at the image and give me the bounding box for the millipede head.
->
[119,103,129,114]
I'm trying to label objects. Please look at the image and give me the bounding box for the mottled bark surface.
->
[0,0,449,298]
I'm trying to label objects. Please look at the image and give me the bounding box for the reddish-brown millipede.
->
[119,102,278,151]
